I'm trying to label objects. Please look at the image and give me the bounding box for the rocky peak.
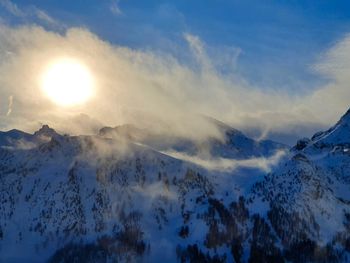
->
[33,125,57,138]
[292,137,311,151]
[296,108,350,151]
[339,107,350,124]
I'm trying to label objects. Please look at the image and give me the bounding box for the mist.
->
[0,24,349,144]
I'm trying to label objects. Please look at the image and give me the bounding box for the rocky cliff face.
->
[0,110,350,262]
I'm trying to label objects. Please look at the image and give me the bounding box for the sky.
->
[4,0,350,89]
[1,0,350,144]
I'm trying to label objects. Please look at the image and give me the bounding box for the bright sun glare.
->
[40,58,94,107]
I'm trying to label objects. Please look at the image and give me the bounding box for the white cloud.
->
[163,150,287,172]
[0,25,349,143]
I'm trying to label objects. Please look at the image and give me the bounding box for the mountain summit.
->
[33,125,58,138]
[293,108,350,152]
[311,109,350,145]
[0,110,350,262]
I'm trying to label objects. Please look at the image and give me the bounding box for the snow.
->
[0,109,350,262]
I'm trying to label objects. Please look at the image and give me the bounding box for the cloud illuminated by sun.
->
[40,58,94,107]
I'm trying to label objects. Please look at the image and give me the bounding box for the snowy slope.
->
[249,108,350,262]
[0,110,350,262]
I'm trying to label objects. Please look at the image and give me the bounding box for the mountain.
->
[0,110,350,262]
[99,119,286,160]
[249,108,350,262]
[0,125,58,150]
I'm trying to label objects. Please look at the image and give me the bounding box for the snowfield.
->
[1,110,350,262]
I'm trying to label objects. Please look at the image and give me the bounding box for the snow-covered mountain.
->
[0,110,350,262]
[99,119,286,159]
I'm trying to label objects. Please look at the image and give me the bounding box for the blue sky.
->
[1,0,350,144]
[1,0,350,92]
[2,0,350,91]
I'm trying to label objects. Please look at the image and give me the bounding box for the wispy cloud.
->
[163,150,287,172]
[0,0,24,17]
[0,25,349,143]
[1,137,36,150]
[34,8,60,27]
[183,33,210,70]
[6,95,13,116]
[110,0,122,16]
[0,0,61,28]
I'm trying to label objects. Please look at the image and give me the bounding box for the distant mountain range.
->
[0,109,350,262]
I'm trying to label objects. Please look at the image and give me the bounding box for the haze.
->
[1,1,350,145]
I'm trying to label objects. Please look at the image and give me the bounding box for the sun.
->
[40,58,94,107]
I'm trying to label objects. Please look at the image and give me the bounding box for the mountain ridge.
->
[0,110,349,262]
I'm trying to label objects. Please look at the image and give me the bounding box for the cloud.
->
[0,24,349,144]
[0,0,60,28]
[162,149,287,172]
[307,34,350,123]
[183,33,211,71]
[6,95,13,116]
[110,0,122,16]
[0,0,24,17]
[34,8,60,27]
[1,137,37,150]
